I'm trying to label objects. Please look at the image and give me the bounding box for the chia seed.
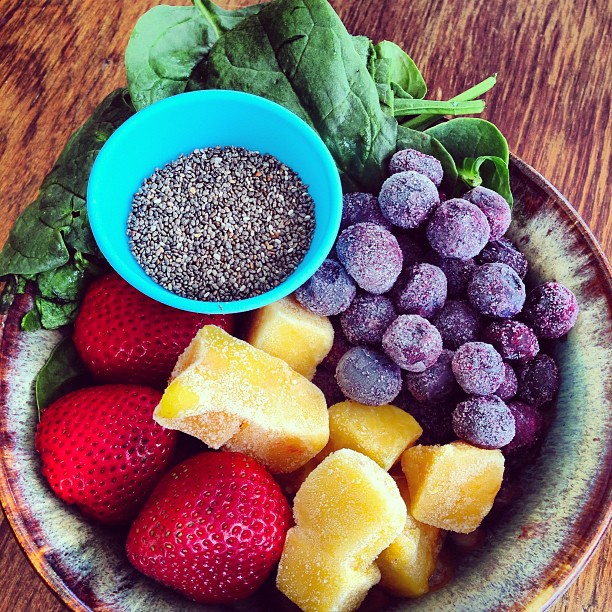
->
[126,146,315,301]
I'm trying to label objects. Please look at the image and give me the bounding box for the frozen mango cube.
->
[401,441,504,533]
[247,296,334,379]
[154,326,329,473]
[280,529,381,612]
[276,442,334,498]
[328,401,422,470]
[377,477,443,598]
[277,449,406,612]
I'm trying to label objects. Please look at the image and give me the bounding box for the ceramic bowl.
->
[87,90,342,315]
[0,155,611,610]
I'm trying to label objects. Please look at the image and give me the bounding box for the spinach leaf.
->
[63,198,99,256]
[0,277,18,315]
[372,56,396,113]
[373,41,426,100]
[16,277,28,294]
[35,298,79,329]
[21,309,42,332]
[0,89,134,278]
[367,41,426,116]
[460,155,512,205]
[190,0,397,192]
[193,0,265,31]
[350,34,371,64]
[0,200,70,276]
[426,118,512,203]
[35,338,90,418]
[0,89,134,329]
[37,263,86,303]
[126,1,264,112]
[396,125,458,194]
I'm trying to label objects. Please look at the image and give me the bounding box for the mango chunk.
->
[280,530,381,612]
[154,325,329,473]
[328,401,422,470]
[247,296,334,379]
[377,477,443,598]
[276,442,334,498]
[401,441,504,533]
[277,449,406,612]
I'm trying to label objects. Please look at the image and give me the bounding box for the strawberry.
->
[126,451,291,603]
[35,384,176,525]
[73,273,235,387]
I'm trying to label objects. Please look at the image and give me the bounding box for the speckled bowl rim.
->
[0,153,610,612]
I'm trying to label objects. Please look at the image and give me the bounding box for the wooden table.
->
[0,0,610,609]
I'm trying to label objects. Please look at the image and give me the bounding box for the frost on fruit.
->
[276,443,334,498]
[328,400,422,470]
[247,296,334,380]
[154,326,329,473]
[278,399,422,495]
[377,477,443,598]
[401,441,504,533]
[276,449,406,612]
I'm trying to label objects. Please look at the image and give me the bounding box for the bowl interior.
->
[1,158,611,611]
[87,90,342,314]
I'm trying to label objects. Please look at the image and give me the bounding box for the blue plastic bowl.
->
[87,90,342,314]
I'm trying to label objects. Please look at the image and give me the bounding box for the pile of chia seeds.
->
[127,146,315,301]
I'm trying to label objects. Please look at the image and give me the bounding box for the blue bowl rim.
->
[87,89,343,314]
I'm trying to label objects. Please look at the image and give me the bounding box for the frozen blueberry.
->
[522,282,579,339]
[335,346,402,406]
[463,186,511,241]
[341,192,392,230]
[452,342,504,395]
[395,392,455,444]
[483,320,540,362]
[516,353,560,408]
[379,171,440,229]
[382,314,443,372]
[394,263,447,318]
[468,263,526,318]
[426,198,491,259]
[426,250,477,298]
[432,300,484,350]
[295,259,356,316]
[336,222,403,294]
[340,294,396,346]
[394,230,426,267]
[452,395,515,449]
[476,237,528,279]
[388,149,444,186]
[495,363,518,401]
[312,368,345,406]
[503,401,544,454]
[404,349,457,403]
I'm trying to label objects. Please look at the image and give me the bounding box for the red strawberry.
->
[126,451,291,603]
[35,384,176,525]
[73,273,235,387]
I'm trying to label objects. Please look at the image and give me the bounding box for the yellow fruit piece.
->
[401,441,504,533]
[377,477,443,598]
[280,530,381,612]
[328,401,422,470]
[276,442,334,498]
[154,325,329,473]
[277,449,406,612]
[247,296,334,379]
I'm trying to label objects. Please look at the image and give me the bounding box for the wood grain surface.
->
[0,0,610,610]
